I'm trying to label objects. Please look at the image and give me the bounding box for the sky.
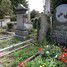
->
[27,0,45,12]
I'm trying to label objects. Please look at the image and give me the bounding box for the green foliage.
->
[31,10,40,29]
[10,15,16,21]
[12,45,38,67]
[0,37,21,48]
[26,56,65,67]
[25,29,37,41]
[30,10,39,19]
[32,17,41,29]
[10,0,28,21]
[7,23,13,31]
[32,19,38,29]
[10,0,28,13]
[11,39,65,67]
[42,45,61,59]
[13,45,38,60]
[0,0,28,19]
[50,0,67,14]
[0,0,13,18]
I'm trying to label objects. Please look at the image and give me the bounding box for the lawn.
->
[0,37,22,49]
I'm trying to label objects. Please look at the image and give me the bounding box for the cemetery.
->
[0,0,67,67]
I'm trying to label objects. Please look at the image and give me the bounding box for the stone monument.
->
[52,4,67,45]
[15,4,28,39]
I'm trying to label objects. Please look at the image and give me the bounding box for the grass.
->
[13,44,39,61]
[11,44,39,67]
[0,43,39,67]
[0,37,21,49]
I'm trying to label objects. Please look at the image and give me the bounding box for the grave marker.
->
[15,4,28,39]
[52,4,67,44]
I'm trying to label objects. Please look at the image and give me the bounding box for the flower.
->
[58,53,67,63]
[46,51,49,54]
[18,62,22,67]
[46,45,49,48]
[38,47,42,52]
[55,55,58,58]
[62,48,67,52]
[40,65,42,67]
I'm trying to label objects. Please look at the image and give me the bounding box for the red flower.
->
[58,53,67,63]
[38,47,42,52]
[62,48,67,52]
[18,62,22,67]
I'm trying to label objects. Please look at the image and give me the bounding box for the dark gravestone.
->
[52,4,67,45]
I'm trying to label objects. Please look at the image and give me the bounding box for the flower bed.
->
[16,44,66,67]
[26,56,65,67]
[0,44,66,67]
[21,45,65,67]
[10,45,39,67]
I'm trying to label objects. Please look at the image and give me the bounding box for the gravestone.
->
[15,4,28,39]
[52,4,67,44]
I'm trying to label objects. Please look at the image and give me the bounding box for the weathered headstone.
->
[38,13,49,43]
[38,0,50,43]
[15,4,28,39]
[52,4,67,44]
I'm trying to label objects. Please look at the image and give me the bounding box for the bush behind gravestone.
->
[7,22,13,31]
[50,0,67,14]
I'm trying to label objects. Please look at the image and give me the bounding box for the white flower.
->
[46,51,49,54]
[40,65,42,67]
[55,55,58,58]
[46,45,49,48]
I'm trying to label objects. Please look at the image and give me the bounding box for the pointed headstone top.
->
[17,4,27,10]
[16,4,27,14]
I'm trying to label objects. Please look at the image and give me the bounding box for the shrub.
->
[10,15,16,21]
[7,22,13,31]
[26,56,65,67]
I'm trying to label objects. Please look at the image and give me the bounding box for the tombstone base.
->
[15,29,28,40]
[52,31,67,46]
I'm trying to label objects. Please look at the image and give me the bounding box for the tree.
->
[30,10,39,19]
[0,0,13,19]
[0,0,28,19]
[10,0,28,13]
[50,0,67,14]
[10,0,28,21]
[30,10,40,29]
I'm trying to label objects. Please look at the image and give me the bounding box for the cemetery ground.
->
[0,29,67,67]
